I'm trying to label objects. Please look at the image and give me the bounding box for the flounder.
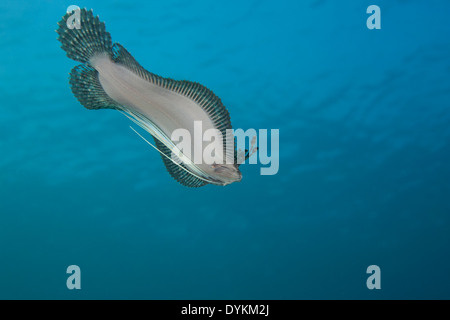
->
[57,9,253,187]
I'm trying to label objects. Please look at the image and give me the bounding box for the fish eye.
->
[213,165,226,173]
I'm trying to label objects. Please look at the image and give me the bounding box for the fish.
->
[56,8,250,187]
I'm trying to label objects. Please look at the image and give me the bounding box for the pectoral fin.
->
[153,138,208,188]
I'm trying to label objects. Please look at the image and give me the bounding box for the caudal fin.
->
[69,64,120,110]
[56,8,113,63]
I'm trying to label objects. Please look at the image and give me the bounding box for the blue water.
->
[0,0,449,299]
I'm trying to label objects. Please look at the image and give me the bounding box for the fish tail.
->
[56,8,113,63]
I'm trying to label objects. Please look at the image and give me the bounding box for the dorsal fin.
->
[112,42,236,162]
[112,43,159,83]
[152,137,209,188]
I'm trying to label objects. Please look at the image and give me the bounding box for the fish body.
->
[57,9,242,187]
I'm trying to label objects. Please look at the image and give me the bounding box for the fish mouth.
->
[224,170,242,186]
[210,170,241,186]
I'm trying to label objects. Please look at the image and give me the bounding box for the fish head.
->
[210,163,242,186]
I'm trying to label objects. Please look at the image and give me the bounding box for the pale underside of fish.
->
[56,9,246,187]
